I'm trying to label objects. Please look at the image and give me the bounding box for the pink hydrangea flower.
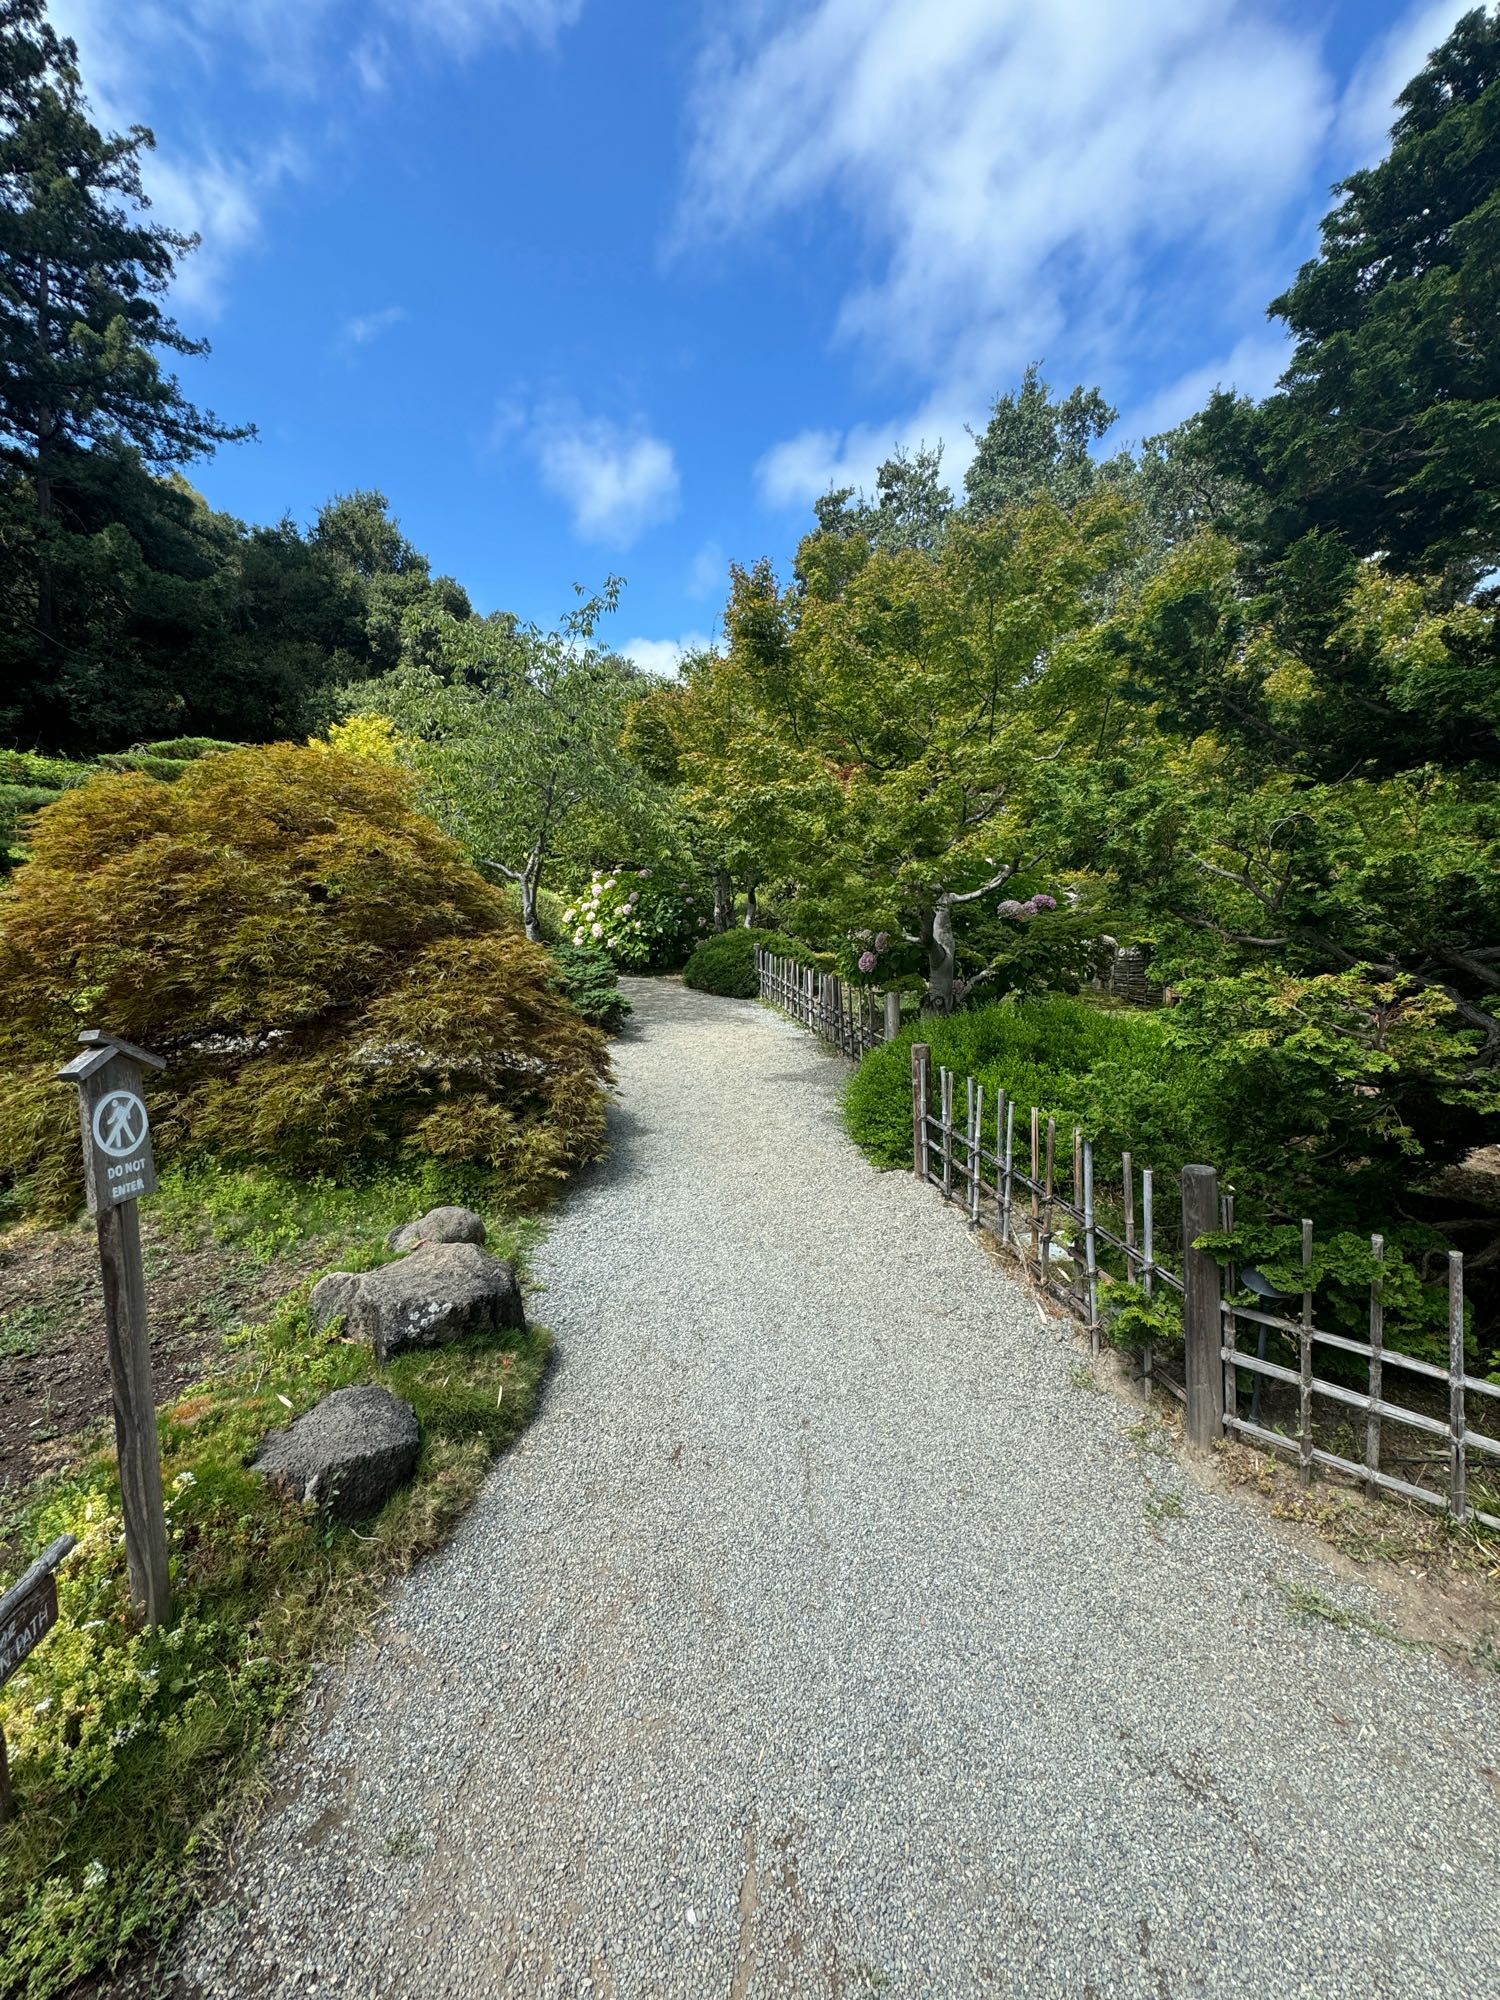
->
[858,950,877,973]
[874,932,890,950]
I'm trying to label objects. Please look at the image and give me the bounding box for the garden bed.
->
[0,1167,551,2000]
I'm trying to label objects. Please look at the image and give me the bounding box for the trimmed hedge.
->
[683,927,817,999]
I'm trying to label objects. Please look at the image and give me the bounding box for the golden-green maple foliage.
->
[0,745,610,1215]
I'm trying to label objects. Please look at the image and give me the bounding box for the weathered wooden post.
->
[0,1535,76,1823]
[1180,1164,1224,1451]
[57,1030,171,1627]
[910,1043,931,1179]
[884,990,901,1043]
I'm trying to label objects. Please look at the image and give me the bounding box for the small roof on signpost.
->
[56,1030,167,1083]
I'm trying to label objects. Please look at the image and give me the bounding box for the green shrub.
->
[560,867,709,970]
[683,927,816,998]
[0,755,88,873]
[0,746,610,1219]
[845,995,1160,1170]
[846,992,1467,1365]
[548,942,632,1032]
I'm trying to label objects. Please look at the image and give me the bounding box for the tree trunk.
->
[743,882,759,929]
[35,256,54,647]
[924,900,958,1012]
[521,852,543,941]
[713,868,732,932]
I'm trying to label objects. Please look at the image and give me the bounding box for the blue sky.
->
[53,0,1478,673]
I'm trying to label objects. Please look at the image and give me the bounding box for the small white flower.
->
[172,1470,196,1490]
[82,1861,107,1892]
[34,1697,52,1714]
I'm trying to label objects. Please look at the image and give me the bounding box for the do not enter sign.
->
[58,1034,162,1214]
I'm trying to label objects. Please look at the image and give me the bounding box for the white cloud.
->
[681,2,1342,509]
[1336,1,1470,164]
[501,403,681,546]
[382,0,584,53]
[755,396,972,514]
[46,0,585,312]
[340,305,408,349]
[619,632,717,678]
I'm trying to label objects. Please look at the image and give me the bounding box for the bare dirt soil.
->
[0,1217,324,1498]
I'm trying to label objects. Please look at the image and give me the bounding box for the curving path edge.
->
[177,978,1500,1999]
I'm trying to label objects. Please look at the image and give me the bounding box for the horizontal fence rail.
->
[756,949,1498,1536]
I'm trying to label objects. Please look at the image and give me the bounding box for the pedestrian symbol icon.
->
[92,1090,149,1159]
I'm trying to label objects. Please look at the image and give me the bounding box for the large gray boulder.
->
[308,1270,366,1332]
[254,1385,420,1523]
[387,1205,488,1255]
[347,1242,524,1363]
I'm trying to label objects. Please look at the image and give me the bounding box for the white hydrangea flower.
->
[574,929,586,945]
[591,922,604,938]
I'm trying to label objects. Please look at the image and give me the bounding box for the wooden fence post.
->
[1181,1164,1224,1451]
[884,990,901,1042]
[911,1043,930,1179]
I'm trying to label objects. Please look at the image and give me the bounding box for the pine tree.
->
[0,0,249,688]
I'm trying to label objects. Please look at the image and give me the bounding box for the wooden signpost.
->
[0,1535,75,1823]
[56,1030,171,1629]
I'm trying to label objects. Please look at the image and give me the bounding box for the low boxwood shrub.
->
[847,992,1470,1367]
[683,927,817,999]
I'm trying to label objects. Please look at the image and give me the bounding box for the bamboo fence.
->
[757,952,1500,1534]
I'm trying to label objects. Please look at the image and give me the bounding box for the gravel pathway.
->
[178,979,1500,1999]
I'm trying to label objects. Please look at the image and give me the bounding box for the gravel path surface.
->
[178,979,1500,2000]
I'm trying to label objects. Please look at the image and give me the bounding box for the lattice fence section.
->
[756,956,1500,1538]
[907,1044,1500,1533]
[756,949,899,1061]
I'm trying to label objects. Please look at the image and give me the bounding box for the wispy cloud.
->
[339,305,408,351]
[46,0,586,311]
[618,632,717,677]
[686,540,726,599]
[1336,0,1470,164]
[501,402,681,547]
[679,1,1341,512]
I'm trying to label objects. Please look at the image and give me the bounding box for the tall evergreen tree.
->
[1200,5,1500,579]
[0,0,248,743]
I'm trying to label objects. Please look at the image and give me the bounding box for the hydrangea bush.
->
[562,867,710,971]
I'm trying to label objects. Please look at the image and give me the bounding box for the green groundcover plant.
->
[0,1173,549,2000]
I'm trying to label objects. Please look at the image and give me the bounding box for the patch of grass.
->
[1143,1490,1187,1526]
[1067,1360,1097,1391]
[152,1160,545,1271]
[1124,1417,1174,1459]
[0,1250,551,1998]
[0,1303,51,1361]
[1273,1575,1402,1643]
